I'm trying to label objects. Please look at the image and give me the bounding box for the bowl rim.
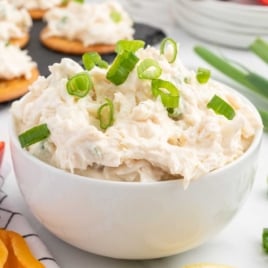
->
[9,82,263,188]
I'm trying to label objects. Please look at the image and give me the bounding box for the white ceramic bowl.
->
[10,92,263,259]
[173,0,268,48]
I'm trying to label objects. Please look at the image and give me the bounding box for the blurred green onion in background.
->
[194,38,268,132]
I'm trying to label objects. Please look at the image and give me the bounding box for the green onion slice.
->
[194,45,268,99]
[66,72,93,98]
[196,67,211,84]
[18,124,50,148]
[97,98,114,130]
[152,79,179,109]
[115,40,145,54]
[106,51,139,85]
[160,37,178,63]
[137,59,162,80]
[110,10,122,23]
[263,228,268,253]
[82,52,108,71]
[167,107,181,120]
[207,95,235,120]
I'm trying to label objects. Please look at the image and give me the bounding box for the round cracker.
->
[28,8,47,20]
[40,27,116,55]
[9,33,30,48]
[0,67,39,103]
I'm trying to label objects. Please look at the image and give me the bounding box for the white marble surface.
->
[1,1,268,267]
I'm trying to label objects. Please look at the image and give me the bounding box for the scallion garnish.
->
[66,72,93,98]
[18,124,50,148]
[194,42,268,130]
[106,51,139,85]
[115,40,145,54]
[160,37,178,64]
[137,59,162,80]
[194,45,268,99]
[196,67,211,84]
[97,98,114,130]
[167,107,181,120]
[82,52,108,71]
[262,228,268,253]
[151,79,179,109]
[207,95,235,120]
[110,10,122,23]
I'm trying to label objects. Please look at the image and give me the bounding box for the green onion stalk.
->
[194,38,268,131]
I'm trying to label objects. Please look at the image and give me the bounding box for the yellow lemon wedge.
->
[8,230,44,268]
[0,229,44,268]
[0,238,8,267]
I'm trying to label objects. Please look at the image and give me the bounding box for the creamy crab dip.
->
[0,42,36,80]
[0,0,32,42]
[8,0,62,10]
[42,1,134,46]
[11,40,262,184]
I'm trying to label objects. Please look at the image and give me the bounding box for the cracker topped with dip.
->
[0,0,32,48]
[40,1,135,55]
[0,42,39,103]
[8,0,63,20]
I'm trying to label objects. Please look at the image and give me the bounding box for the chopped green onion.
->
[207,95,235,120]
[194,43,268,131]
[167,107,181,120]
[66,72,93,98]
[196,67,211,84]
[262,228,268,253]
[82,52,108,71]
[249,38,268,64]
[160,37,178,63]
[115,40,145,54]
[106,51,139,85]
[110,10,122,23]
[18,124,50,148]
[194,45,268,100]
[151,79,179,109]
[97,98,114,130]
[137,59,162,80]
[194,46,250,87]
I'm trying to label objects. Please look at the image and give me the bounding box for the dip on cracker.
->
[9,0,63,20]
[40,1,135,55]
[0,42,39,102]
[0,0,32,48]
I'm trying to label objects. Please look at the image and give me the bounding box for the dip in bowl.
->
[10,39,263,259]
